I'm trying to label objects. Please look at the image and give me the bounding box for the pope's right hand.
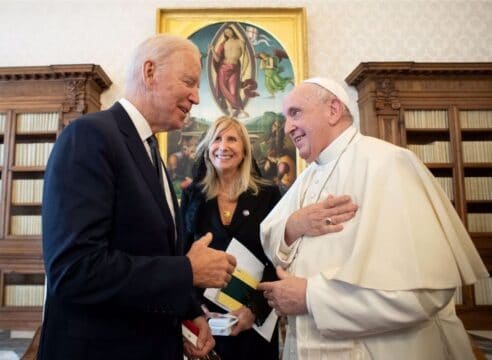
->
[284,194,358,245]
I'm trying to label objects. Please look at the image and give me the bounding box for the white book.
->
[204,238,278,342]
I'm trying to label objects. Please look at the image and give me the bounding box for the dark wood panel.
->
[0,65,111,329]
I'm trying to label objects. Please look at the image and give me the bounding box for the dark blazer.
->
[38,102,199,360]
[181,182,281,360]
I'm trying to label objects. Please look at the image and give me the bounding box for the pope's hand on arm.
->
[284,194,358,245]
[258,267,308,316]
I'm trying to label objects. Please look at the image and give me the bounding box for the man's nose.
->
[190,88,199,105]
[284,118,294,135]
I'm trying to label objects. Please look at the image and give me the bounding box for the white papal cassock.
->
[261,126,488,360]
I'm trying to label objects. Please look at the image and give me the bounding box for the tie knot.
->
[147,135,158,148]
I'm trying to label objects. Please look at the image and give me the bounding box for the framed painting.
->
[156,8,307,198]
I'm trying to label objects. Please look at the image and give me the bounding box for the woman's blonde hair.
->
[197,116,267,200]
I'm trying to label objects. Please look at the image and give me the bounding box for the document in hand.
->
[204,238,278,342]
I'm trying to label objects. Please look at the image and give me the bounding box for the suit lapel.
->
[110,103,177,251]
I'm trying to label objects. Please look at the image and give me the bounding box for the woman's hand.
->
[229,306,256,336]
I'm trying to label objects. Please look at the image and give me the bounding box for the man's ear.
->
[142,60,156,87]
[327,98,344,126]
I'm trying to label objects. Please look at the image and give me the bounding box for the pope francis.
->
[259,77,488,360]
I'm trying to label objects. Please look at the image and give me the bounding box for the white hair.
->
[125,34,200,97]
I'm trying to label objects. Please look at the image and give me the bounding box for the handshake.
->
[186,232,237,288]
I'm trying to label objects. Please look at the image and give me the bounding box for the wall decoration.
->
[157,8,307,197]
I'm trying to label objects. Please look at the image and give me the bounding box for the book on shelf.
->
[460,110,492,129]
[462,142,492,163]
[0,143,4,166]
[406,141,451,163]
[464,177,492,200]
[474,277,492,305]
[16,112,59,133]
[14,142,54,166]
[4,284,45,306]
[467,214,492,232]
[404,110,448,128]
[12,179,43,204]
[10,215,42,236]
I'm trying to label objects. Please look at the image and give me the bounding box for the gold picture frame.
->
[156,7,307,197]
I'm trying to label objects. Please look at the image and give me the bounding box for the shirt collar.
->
[316,125,357,165]
[119,98,153,141]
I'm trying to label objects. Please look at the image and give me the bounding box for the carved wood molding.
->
[62,80,87,114]
[378,115,401,146]
[375,78,401,111]
[0,64,112,91]
[346,62,492,87]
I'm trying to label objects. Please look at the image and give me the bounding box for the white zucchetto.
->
[303,77,350,109]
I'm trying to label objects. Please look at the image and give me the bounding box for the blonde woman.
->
[181,116,281,360]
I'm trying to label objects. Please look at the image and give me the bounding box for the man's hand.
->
[229,306,255,336]
[186,233,236,288]
[258,267,308,316]
[285,194,358,245]
[183,316,215,358]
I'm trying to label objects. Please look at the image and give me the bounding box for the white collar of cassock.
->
[316,125,358,166]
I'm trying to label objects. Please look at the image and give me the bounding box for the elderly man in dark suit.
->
[38,34,236,360]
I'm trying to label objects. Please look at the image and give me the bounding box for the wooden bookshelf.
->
[0,65,111,330]
[346,62,492,330]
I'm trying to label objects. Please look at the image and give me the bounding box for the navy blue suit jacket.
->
[38,102,199,360]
